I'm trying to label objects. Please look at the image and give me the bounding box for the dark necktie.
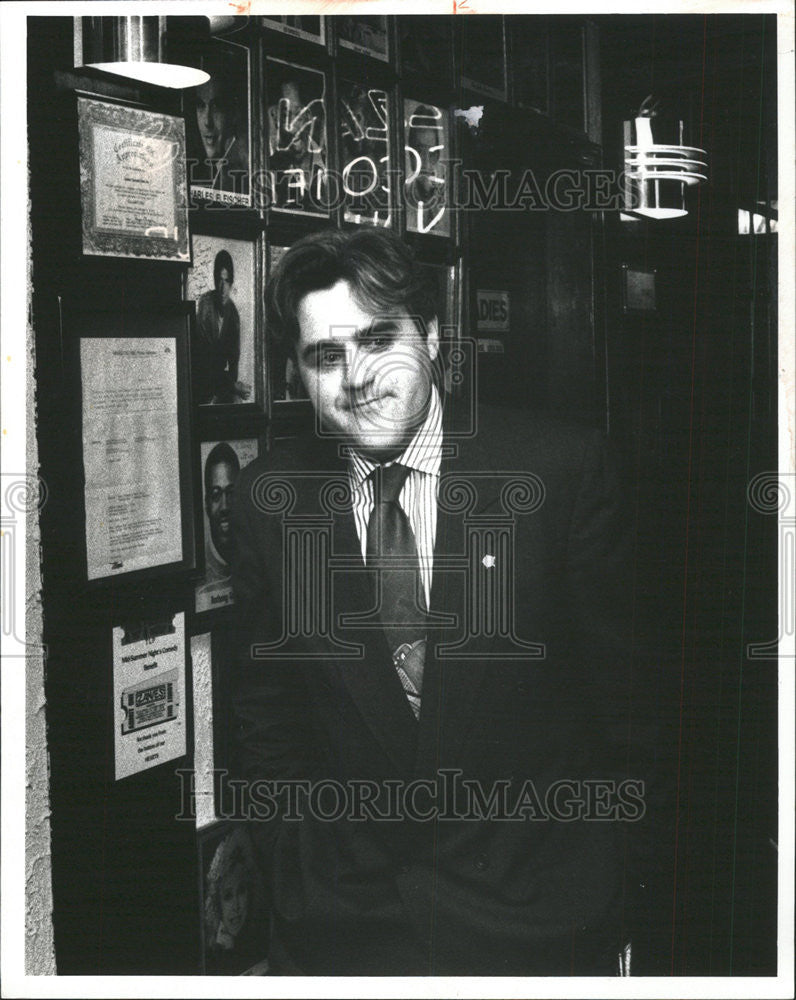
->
[366,464,426,718]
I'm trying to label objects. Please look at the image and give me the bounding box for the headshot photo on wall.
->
[339,81,392,227]
[195,438,258,615]
[199,823,269,975]
[186,234,255,408]
[265,58,328,216]
[336,15,389,60]
[404,98,451,237]
[267,243,310,404]
[185,40,251,205]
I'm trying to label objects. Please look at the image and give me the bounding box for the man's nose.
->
[340,345,370,392]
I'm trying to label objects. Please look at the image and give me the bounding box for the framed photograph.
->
[404,99,451,238]
[77,96,189,261]
[184,39,252,206]
[622,264,657,313]
[262,14,326,46]
[264,57,328,217]
[399,16,453,86]
[460,15,508,102]
[198,822,270,975]
[511,17,549,114]
[267,243,311,406]
[336,14,389,62]
[185,233,260,408]
[195,437,259,615]
[339,80,392,227]
[550,18,586,133]
[72,309,197,583]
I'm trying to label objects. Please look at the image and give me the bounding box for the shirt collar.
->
[347,386,443,491]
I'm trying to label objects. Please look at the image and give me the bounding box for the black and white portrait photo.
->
[7,6,792,998]
[186,234,255,407]
[199,823,269,975]
[195,438,257,614]
[185,40,251,205]
[265,58,328,216]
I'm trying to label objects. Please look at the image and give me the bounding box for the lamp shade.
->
[74,16,209,89]
[622,109,707,220]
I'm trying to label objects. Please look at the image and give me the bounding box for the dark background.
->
[28,13,778,975]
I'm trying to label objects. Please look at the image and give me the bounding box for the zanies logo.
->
[136,684,167,707]
[121,670,179,734]
[476,289,510,333]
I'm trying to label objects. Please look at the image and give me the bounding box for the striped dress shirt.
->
[346,387,443,610]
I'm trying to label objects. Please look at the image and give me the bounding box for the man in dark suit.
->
[230,227,658,976]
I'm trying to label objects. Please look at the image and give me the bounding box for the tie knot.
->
[372,463,410,505]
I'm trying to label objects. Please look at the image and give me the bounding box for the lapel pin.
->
[482,554,496,569]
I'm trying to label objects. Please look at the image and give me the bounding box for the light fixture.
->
[74,16,209,90]
[622,96,707,220]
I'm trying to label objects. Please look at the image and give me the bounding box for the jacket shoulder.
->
[456,404,606,476]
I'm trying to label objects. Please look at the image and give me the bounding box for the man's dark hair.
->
[213,250,234,287]
[265,228,438,353]
[204,441,240,492]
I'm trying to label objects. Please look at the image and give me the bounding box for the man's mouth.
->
[350,395,384,413]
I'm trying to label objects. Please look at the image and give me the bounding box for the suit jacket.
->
[229,404,658,976]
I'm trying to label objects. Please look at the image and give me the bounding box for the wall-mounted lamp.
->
[622,96,707,220]
[74,16,209,89]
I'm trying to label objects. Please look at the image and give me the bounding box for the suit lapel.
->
[329,496,419,775]
[416,419,496,770]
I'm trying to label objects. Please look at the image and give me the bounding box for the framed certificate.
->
[72,309,197,583]
[77,97,190,261]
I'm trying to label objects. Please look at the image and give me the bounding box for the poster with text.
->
[113,613,186,780]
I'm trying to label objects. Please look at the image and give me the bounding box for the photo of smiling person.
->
[195,439,257,614]
[187,45,251,203]
[201,825,268,975]
[186,235,256,408]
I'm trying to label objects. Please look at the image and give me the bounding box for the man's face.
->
[215,267,232,308]
[205,459,237,562]
[408,127,443,199]
[295,279,438,460]
[196,78,230,159]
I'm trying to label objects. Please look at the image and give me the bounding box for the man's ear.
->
[425,316,439,361]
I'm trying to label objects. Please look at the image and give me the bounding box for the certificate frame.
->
[77,96,190,262]
[69,307,198,586]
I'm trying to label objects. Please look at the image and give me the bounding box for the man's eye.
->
[320,349,344,367]
[363,334,392,351]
